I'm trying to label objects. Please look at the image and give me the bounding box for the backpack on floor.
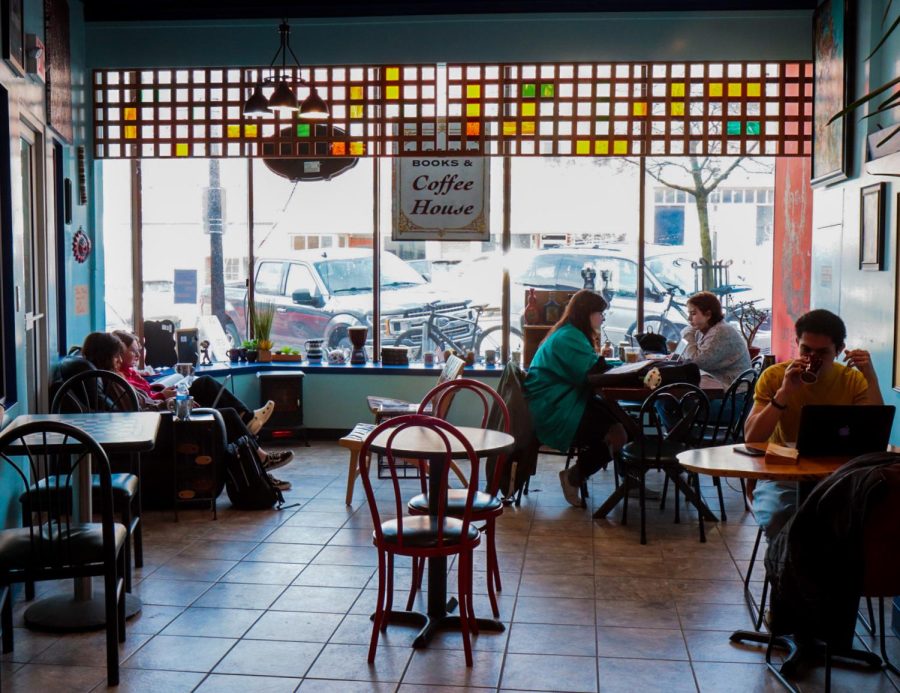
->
[224,434,284,510]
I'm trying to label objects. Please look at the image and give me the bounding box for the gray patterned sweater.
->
[680,320,751,387]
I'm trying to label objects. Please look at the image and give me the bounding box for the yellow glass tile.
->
[350,105,364,119]
[331,142,346,156]
[633,102,647,117]
[709,83,723,97]
[521,121,535,135]
[728,83,742,97]
[386,85,400,100]
[594,141,609,155]
[124,107,137,121]
[349,142,364,156]
[466,103,481,117]
[385,67,400,81]
[175,143,189,157]
[502,121,516,136]
[244,124,258,137]
[350,86,364,100]
[671,83,685,98]
[466,122,480,136]
[576,140,590,155]
[124,125,137,139]
[747,83,761,97]
[671,102,685,116]
[227,124,240,138]
[521,102,536,117]
[466,84,481,99]
[613,140,628,155]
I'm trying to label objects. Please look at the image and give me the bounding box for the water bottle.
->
[175,381,191,421]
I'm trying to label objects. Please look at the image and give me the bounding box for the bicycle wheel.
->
[475,326,523,359]
[626,317,684,344]
[393,329,424,361]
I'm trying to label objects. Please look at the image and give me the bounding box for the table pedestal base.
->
[379,608,505,648]
[24,593,141,632]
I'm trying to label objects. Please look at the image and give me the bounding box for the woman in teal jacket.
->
[525,290,627,507]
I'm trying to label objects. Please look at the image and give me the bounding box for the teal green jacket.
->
[524,323,600,452]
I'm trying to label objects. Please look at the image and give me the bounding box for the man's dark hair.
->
[795,309,846,349]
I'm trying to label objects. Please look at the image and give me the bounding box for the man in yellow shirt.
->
[744,309,883,537]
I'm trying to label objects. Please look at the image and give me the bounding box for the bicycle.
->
[393,301,524,361]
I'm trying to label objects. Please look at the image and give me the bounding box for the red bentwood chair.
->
[406,378,511,618]
[358,414,482,665]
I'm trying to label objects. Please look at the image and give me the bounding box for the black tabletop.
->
[4,412,161,453]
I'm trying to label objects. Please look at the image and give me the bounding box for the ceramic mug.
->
[226,348,241,362]
[484,349,497,366]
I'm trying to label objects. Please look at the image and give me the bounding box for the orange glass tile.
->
[350,105,364,119]
[244,124,258,137]
[331,142,346,155]
[521,121,535,135]
[466,84,481,99]
[708,83,723,97]
[227,124,240,138]
[728,83,742,97]
[124,125,137,139]
[175,143,189,157]
[466,121,480,136]
[350,86,364,100]
[633,102,647,117]
[670,83,685,98]
[502,121,516,136]
[747,83,761,97]
[466,103,481,117]
[385,67,400,81]
[386,86,400,100]
[613,140,628,155]
[124,107,137,121]
[576,140,590,155]
[521,102,536,117]
[671,102,685,117]
[595,141,609,155]
[349,142,364,155]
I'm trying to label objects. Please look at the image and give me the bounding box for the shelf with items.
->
[522,289,576,367]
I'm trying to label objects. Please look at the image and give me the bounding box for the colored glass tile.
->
[466,122,480,136]
[595,141,609,155]
[726,120,742,135]
[349,142,364,155]
[540,83,554,98]
[671,83,685,97]
[503,121,517,136]
[521,102,536,117]
[613,140,627,154]
[350,86,364,100]
[350,105,364,119]
[244,124,258,137]
[466,84,481,99]
[747,83,761,97]
[521,121,535,135]
[522,83,536,98]
[385,67,400,81]
[632,102,647,117]
[175,143,189,157]
[124,126,137,139]
[746,121,761,135]
[227,124,240,138]
[708,83,723,97]
[466,103,481,117]
[332,142,346,155]
[124,107,137,121]
[296,123,310,137]
[386,86,400,100]
[728,83,742,97]
[576,140,590,155]
[671,102,685,116]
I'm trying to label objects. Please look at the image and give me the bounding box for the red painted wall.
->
[771,158,813,362]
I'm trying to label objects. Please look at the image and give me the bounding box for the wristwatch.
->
[769,398,787,411]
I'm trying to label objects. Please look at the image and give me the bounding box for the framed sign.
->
[1,0,24,76]
[811,0,852,187]
[45,0,73,143]
[392,157,489,242]
[859,183,885,271]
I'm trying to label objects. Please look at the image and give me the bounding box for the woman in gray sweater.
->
[679,291,751,387]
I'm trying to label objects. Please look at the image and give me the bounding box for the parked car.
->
[203,248,475,351]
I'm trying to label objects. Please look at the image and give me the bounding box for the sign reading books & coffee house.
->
[393,157,489,241]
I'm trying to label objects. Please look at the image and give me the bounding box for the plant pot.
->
[748,345,762,359]
[245,349,259,363]
[271,353,302,362]
[258,348,272,363]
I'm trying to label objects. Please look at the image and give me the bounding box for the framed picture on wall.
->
[859,183,885,271]
[1,0,24,77]
[811,0,852,187]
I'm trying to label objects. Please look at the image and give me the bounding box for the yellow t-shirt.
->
[754,361,869,445]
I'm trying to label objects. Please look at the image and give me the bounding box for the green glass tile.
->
[540,83,554,98]
[296,123,310,137]
[746,121,761,136]
[521,83,536,98]
[726,121,741,136]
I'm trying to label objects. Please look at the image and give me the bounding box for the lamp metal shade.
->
[243,83,270,116]
[268,80,298,112]
[299,88,330,120]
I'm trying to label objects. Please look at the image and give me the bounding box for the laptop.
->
[796,405,896,457]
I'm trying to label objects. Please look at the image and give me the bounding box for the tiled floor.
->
[2,442,899,692]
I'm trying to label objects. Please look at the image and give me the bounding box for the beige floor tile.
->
[159,606,263,638]
[194,673,301,693]
[33,630,152,668]
[270,584,362,613]
[595,599,681,629]
[220,561,305,585]
[0,627,60,663]
[177,540,258,561]
[329,613,419,649]
[244,610,343,642]
[193,582,287,610]
[676,602,755,631]
[89,668,204,692]
[213,639,322,678]
[265,525,338,545]
[133,577,214,607]
[691,661,789,693]
[293,563,376,588]
[501,652,598,692]
[596,657,698,692]
[4,663,107,693]
[596,626,689,661]
[125,604,185,635]
[123,634,236,672]
[299,679,397,692]
[402,649,503,688]
[305,642,412,683]
[513,595,596,626]
[507,622,596,656]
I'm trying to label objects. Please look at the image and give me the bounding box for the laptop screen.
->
[796,405,896,457]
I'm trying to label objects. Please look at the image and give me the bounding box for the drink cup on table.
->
[624,346,641,364]
[799,354,823,384]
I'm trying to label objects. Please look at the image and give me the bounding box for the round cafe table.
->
[367,424,515,649]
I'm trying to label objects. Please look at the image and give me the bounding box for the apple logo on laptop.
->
[838,425,851,438]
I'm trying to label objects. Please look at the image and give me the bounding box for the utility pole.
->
[204,159,226,323]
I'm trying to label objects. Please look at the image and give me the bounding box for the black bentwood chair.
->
[0,421,127,687]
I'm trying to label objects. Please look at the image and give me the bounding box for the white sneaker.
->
[558,469,583,508]
[248,400,275,435]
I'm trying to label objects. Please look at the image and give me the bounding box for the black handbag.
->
[589,360,701,389]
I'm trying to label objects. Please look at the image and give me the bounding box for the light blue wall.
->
[811,0,900,442]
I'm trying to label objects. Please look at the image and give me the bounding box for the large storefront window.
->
[102,160,134,331]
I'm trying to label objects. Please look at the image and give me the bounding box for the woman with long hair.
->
[678,291,750,387]
[524,290,627,507]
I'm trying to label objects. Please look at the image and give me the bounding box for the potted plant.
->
[735,301,770,358]
[272,345,302,362]
[251,301,276,363]
[242,338,259,363]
